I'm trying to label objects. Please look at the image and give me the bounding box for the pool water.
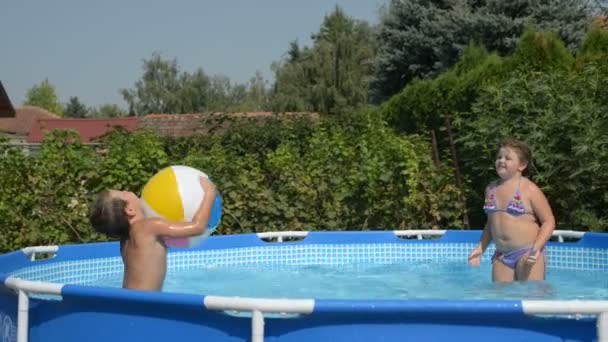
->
[94,260,608,300]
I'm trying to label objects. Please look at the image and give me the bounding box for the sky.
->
[1,0,384,109]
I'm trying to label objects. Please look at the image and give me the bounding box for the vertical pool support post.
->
[524,301,608,342]
[17,290,29,342]
[251,310,265,342]
[204,296,315,342]
[599,312,608,342]
[5,277,64,342]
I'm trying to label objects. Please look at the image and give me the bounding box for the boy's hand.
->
[199,176,215,192]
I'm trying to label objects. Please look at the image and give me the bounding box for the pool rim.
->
[1,229,608,342]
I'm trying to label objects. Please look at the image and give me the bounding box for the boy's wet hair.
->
[499,138,534,177]
[89,191,130,239]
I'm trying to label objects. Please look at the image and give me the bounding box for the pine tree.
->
[371,0,593,102]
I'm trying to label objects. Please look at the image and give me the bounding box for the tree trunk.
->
[430,129,441,169]
[428,129,441,230]
[445,114,470,229]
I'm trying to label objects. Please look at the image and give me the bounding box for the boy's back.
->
[120,220,167,291]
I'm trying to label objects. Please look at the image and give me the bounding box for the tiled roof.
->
[20,111,318,143]
[0,81,15,118]
[27,117,138,143]
[0,106,59,135]
[138,113,212,137]
[594,16,607,29]
[139,112,319,137]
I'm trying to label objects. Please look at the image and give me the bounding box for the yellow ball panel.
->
[141,167,185,221]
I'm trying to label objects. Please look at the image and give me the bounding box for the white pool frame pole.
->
[599,312,608,342]
[21,246,58,261]
[5,277,63,342]
[205,296,315,342]
[251,310,265,342]
[17,290,29,342]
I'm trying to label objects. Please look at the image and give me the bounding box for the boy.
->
[89,177,217,291]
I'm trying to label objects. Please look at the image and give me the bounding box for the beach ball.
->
[140,165,222,248]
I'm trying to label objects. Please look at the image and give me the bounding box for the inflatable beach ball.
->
[140,165,222,248]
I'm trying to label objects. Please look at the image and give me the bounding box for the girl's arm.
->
[468,222,492,267]
[529,183,555,254]
[478,184,495,252]
[477,221,493,252]
[468,185,494,267]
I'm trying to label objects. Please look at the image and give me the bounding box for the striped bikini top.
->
[483,178,532,216]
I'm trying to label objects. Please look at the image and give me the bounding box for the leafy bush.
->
[0,111,462,252]
[379,26,608,231]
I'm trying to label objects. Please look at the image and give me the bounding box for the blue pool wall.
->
[0,230,606,342]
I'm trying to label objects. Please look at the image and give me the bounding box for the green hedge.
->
[0,111,463,252]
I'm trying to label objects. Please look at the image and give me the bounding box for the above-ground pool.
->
[1,230,607,342]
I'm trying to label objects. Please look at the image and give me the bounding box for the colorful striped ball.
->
[140,165,222,248]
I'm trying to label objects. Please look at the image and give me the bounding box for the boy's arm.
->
[148,177,218,238]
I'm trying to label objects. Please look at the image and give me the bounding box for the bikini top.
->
[483,178,532,216]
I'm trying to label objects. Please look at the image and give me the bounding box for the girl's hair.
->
[89,191,130,239]
[499,139,534,177]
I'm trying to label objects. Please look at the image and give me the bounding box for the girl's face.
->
[495,147,526,180]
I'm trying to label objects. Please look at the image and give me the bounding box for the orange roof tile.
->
[139,112,318,138]
[0,106,59,135]
[27,117,138,143]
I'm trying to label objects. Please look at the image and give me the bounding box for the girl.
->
[468,139,555,282]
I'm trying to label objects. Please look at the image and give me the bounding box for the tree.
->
[287,40,302,63]
[241,71,271,111]
[121,53,184,116]
[89,104,126,118]
[121,52,269,115]
[205,75,233,112]
[24,79,64,116]
[64,97,89,118]
[371,0,594,102]
[271,6,376,115]
[176,69,210,114]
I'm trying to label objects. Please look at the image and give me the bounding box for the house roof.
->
[139,112,319,137]
[594,15,608,29]
[0,106,59,135]
[0,81,15,117]
[27,117,138,143]
[138,113,212,138]
[22,111,318,143]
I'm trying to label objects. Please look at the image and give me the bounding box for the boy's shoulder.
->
[130,217,160,236]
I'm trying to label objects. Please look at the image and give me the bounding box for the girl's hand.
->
[468,246,483,267]
[526,248,540,265]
